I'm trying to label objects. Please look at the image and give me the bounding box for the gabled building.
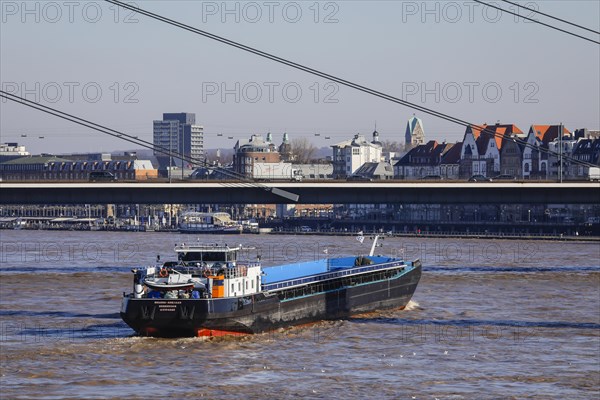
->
[440,142,462,180]
[570,138,600,178]
[547,128,576,179]
[475,126,506,175]
[331,132,382,178]
[394,140,452,179]
[571,138,600,165]
[522,125,569,179]
[462,123,523,178]
[459,125,484,178]
[500,137,526,178]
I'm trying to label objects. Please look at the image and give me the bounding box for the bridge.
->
[1,182,598,204]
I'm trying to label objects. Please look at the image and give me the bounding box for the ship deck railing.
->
[262,258,409,292]
[158,261,260,276]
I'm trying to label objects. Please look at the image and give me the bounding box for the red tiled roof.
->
[472,124,524,152]
[470,124,485,139]
[530,125,572,145]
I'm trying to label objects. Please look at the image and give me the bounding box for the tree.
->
[205,149,233,165]
[381,140,403,153]
[291,137,318,163]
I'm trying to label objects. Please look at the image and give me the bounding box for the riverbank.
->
[1,224,598,241]
[266,230,600,242]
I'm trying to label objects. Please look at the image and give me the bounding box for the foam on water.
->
[404,300,421,311]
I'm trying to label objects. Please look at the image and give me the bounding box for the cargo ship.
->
[120,237,421,337]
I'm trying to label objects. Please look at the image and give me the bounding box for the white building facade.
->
[0,142,30,163]
[332,133,382,178]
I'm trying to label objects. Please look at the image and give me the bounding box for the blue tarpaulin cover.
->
[262,256,395,284]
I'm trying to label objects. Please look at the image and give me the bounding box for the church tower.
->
[405,115,425,151]
[279,132,294,162]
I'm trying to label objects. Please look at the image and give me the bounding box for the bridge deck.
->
[1,182,598,204]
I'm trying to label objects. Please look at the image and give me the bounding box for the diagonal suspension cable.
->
[102,0,598,168]
[0,91,300,201]
[0,92,244,181]
[102,0,469,126]
[3,89,594,177]
[473,0,599,45]
[499,0,600,35]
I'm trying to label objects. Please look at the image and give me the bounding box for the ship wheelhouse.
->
[176,244,239,266]
[160,244,263,298]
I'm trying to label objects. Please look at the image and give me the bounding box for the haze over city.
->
[1,1,599,154]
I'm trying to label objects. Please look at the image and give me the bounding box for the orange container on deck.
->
[210,275,225,298]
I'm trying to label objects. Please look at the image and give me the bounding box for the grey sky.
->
[1,0,599,154]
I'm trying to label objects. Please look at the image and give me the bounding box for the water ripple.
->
[351,317,600,330]
[425,265,600,273]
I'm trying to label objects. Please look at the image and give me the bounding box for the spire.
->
[266,132,273,143]
[372,129,380,143]
[405,115,425,151]
[372,123,381,146]
[282,132,289,143]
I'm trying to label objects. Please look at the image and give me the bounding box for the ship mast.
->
[369,235,380,257]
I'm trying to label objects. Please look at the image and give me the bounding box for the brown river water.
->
[1,231,599,399]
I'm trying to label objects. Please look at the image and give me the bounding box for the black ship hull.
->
[120,263,421,337]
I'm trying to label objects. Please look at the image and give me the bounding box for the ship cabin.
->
[174,243,262,299]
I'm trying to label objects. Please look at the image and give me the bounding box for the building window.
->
[524,163,530,173]
[231,283,234,293]
[352,148,360,155]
